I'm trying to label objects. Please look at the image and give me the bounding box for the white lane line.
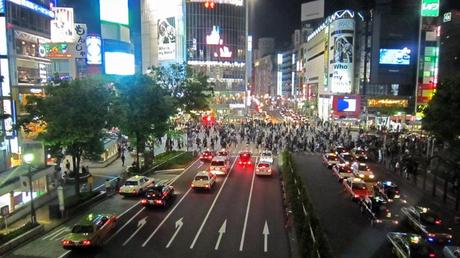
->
[57,250,70,258]
[189,158,238,249]
[49,229,70,241]
[117,202,141,219]
[239,162,256,251]
[169,158,201,185]
[142,188,192,247]
[105,207,145,244]
[42,227,68,240]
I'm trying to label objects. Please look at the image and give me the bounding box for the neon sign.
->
[206,26,223,45]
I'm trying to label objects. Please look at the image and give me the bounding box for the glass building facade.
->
[185,2,246,95]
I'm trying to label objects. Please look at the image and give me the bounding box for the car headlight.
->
[359,174,364,178]
[369,174,375,179]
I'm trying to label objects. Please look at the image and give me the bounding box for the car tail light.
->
[248,161,251,165]
[239,161,242,165]
[154,200,163,205]
[268,169,272,172]
[429,253,436,258]
[141,199,148,204]
[62,240,72,246]
[354,194,359,198]
[191,183,194,188]
[82,240,91,246]
[205,184,210,188]
[435,219,441,225]
[220,167,225,171]
[256,168,259,172]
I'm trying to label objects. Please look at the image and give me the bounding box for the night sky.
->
[253,0,460,49]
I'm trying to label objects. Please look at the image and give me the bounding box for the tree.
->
[21,78,115,196]
[150,64,214,113]
[423,78,460,153]
[115,74,175,171]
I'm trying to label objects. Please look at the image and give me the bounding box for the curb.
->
[0,224,44,255]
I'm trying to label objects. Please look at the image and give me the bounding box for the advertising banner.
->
[328,18,355,94]
[332,95,361,119]
[0,0,4,15]
[39,43,73,58]
[421,0,439,17]
[86,35,102,65]
[158,17,176,61]
[100,0,129,25]
[301,0,324,22]
[73,23,87,59]
[51,7,74,43]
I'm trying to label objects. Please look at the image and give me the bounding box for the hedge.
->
[154,151,196,170]
[279,151,333,258]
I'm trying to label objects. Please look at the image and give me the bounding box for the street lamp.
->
[23,153,36,225]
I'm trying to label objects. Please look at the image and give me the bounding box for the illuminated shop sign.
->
[367,99,409,108]
[40,43,72,58]
[206,26,223,45]
[86,36,102,65]
[74,23,87,59]
[0,59,10,96]
[189,0,243,6]
[0,17,6,55]
[0,0,4,14]
[218,46,232,58]
[421,0,439,17]
[7,0,54,18]
[51,7,74,43]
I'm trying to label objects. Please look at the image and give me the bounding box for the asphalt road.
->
[6,144,289,258]
[292,152,460,258]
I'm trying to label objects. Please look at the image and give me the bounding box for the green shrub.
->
[0,222,38,245]
[154,151,196,170]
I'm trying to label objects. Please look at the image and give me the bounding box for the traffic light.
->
[204,1,215,9]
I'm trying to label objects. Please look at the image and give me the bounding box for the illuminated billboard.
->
[104,52,134,75]
[100,0,129,25]
[51,8,74,43]
[86,36,102,65]
[158,17,176,61]
[0,0,4,14]
[421,0,439,17]
[328,18,355,94]
[39,43,72,58]
[379,48,411,65]
[332,95,361,119]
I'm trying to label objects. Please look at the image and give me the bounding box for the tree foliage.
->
[423,79,460,146]
[115,74,175,170]
[21,78,115,196]
[150,64,214,112]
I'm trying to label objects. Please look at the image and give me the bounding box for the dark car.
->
[359,196,399,226]
[140,183,175,207]
[374,181,401,202]
[387,232,437,258]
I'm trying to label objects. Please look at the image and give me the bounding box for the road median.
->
[279,151,332,258]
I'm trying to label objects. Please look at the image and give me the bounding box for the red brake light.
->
[141,199,148,204]
[82,240,91,246]
[62,240,71,245]
[154,200,163,204]
[435,219,441,225]
[429,253,436,258]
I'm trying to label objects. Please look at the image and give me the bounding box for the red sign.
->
[332,95,361,119]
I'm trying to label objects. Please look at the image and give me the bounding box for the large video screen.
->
[379,48,411,65]
[100,0,129,25]
[104,52,134,75]
[337,97,357,112]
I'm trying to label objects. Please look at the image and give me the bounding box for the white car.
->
[209,156,230,176]
[119,175,154,196]
[191,171,216,191]
[255,162,272,176]
[259,150,273,164]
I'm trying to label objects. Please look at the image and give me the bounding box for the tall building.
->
[141,0,247,118]
[439,10,460,82]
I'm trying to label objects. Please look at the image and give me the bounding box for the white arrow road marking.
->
[189,158,238,249]
[142,188,191,247]
[105,207,145,244]
[122,217,148,246]
[239,163,256,251]
[263,220,270,253]
[42,227,69,240]
[165,217,184,248]
[214,219,227,250]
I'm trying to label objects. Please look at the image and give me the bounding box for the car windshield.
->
[124,181,139,186]
[195,176,209,181]
[211,160,225,166]
[71,225,94,233]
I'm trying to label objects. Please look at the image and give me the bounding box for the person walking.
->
[121,151,126,167]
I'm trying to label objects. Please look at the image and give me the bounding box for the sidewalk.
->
[0,136,188,236]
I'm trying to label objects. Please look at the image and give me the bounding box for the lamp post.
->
[23,153,36,224]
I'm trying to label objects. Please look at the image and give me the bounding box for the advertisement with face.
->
[158,17,176,61]
[328,18,355,94]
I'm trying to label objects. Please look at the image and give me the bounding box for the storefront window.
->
[16,39,39,58]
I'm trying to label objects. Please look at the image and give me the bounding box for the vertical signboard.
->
[328,18,355,94]
[51,7,74,43]
[74,23,87,59]
[421,0,439,17]
[86,35,102,65]
[158,17,176,61]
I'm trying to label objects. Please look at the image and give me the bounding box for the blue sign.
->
[0,0,4,15]
[7,0,54,18]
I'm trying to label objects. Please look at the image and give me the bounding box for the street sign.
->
[421,0,439,17]
[1,205,9,217]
